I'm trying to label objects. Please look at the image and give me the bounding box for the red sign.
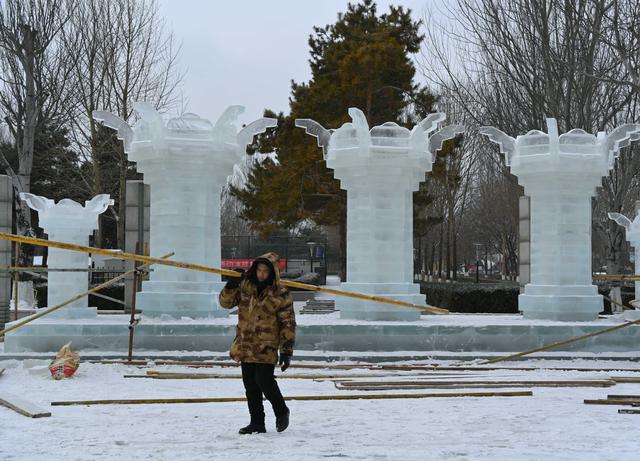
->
[222,259,286,270]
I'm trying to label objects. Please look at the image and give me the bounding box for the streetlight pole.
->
[307,241,316,274]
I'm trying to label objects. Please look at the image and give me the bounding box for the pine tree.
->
[30,124,84,204]
[232,0,435,276]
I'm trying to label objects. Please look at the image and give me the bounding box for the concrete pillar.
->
[518,195,531,295]
[124,180,150,312]
[0,175,12,329]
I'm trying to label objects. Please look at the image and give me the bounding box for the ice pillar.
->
[608,209,640,320]
[20,193,113,319]
[297,109,462,321]
[481,119,640,321]
[93,104,276,319]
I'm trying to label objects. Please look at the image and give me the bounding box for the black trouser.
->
[241,362,288,424]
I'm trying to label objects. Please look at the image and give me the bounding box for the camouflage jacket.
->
[219,252,296,365]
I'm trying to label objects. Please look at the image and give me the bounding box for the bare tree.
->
[421,0,636,133]
[420,0,640,276]
[0,0,72,246]
[462,150,520,279]
[594,1,640,91]
[63,0,183,247]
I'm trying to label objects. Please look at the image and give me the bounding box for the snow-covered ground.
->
[1,357,639,460]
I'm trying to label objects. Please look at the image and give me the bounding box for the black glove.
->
[224,269,245,289]
[278,353,291,372]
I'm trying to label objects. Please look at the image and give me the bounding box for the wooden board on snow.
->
[0,392,51,418]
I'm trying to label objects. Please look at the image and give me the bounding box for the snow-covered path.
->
[1,358,638,461]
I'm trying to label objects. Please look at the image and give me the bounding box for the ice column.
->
[20,193,113,319]
[481,119,640,321]
[609,210,640,320]
[297,109,462,321]
[93,104,275,319]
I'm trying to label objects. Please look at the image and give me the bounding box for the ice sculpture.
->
[608,211,640,319]
[93,103,276,318]
[297,109,463,320]
[481,119,640,321]
[20,193,113,319]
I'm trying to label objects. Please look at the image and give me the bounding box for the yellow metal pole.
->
[593,274,640,281]
[12,242,19,321]
[0,252,174,338]
[0,232,448,315]
[479,317,640,365]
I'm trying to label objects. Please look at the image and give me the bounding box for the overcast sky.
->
[157,0,443,125]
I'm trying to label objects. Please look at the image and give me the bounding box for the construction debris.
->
[300,299,336,314]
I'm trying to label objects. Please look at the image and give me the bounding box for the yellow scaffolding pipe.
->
[0,253,174,338]
[0,232,448,315]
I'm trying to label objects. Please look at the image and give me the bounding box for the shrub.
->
[420,281,519,313]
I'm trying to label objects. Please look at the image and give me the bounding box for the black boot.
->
[238,422,266,434]
[276,408,290,433]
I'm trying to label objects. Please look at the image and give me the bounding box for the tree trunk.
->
[416,235,422,276]
[117,142,127,250]
[15,25,38,258]
[438,223,443,279]
[445,216,451,280]
[606,222,623,275]
[429,241,435,276]
[450,205,457,281]
[484,247,488,276]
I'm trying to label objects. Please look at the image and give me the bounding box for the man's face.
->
[256,263,271,282]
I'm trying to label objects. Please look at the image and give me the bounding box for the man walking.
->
[219,252,296,434]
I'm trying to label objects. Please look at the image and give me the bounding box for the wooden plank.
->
[124,371,479,380]
[94,360,369,370]
[0,393,51,418]
[619,409,640,414]
[584,399,640,406]
[611,377,640,383]
[337,380,615,387]
[381,365,640,373]
[51,390,533,406]
[335,380,615,391]
[91,360,640,374]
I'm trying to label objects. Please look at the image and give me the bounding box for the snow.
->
[1,356,639,460]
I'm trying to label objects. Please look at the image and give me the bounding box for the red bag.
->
[49,342,80,380]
